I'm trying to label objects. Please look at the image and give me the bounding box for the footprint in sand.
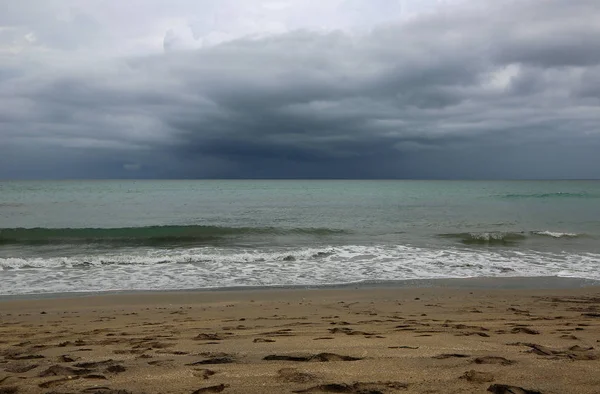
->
[264,353,362,362]
[455,332,490,337]
[581,312,600,318]
[328,328,375,336]
[474,356,515,366]
[194,333,225,341]
[191,383,229,393]
[277,368,317,383]
[186,356,236,365]
[38,364,93,377]
[5,353,44,361]
[510,327,540,335]
[432,353,470,359]
[259,329,296,337]
[515,343,598,360]
[58,354,79,362]
[559,334,578,340]
[39,376,80,388]
[293,381,408,393]
[3,362,39,373]
[148,359,177,366]
[74,360,116,369]
[487,383,542,394]
[460,370,495,383]
[192,368,216,379]
[84,373,109,380]
[253,338,276,343]
[106,364,127,373]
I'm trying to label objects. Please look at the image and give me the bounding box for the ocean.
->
[1,180,599,296]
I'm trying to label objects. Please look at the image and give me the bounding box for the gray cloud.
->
[1,0,599,179]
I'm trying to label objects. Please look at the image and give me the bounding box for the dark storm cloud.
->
[1,0,599,179]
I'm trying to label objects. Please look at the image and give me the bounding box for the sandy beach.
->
[1,281,600,394]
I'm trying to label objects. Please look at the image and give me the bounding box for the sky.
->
[1,0,599,179]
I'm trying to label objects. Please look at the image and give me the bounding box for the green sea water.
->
[1,180,599,295]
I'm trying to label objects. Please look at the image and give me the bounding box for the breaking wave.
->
[438,232,528,245]
[0,225,348,246]
[439,231,584,245]
[500,192,597,199]
[531,231,580,238]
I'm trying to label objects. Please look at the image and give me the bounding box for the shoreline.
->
[1,275,599,302]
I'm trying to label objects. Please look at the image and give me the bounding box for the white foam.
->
[470,232,499,240]
[1,245,599,295]
[532,231,579,238]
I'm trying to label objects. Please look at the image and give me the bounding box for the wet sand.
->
[1,283,600,393]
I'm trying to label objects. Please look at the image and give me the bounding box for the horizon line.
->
[1,178,599,182]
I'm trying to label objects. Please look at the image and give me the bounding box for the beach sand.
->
[1,283,600,393]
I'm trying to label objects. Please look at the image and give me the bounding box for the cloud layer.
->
[1,0,599,179]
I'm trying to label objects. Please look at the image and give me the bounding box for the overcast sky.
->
[1,0,599,179]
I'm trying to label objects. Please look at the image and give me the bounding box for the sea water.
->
[1,180,599,295]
